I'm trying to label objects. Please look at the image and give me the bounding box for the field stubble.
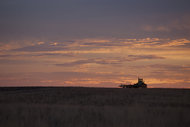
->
[0,87,190,127]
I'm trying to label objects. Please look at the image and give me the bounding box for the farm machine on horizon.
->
[119,78,147,88]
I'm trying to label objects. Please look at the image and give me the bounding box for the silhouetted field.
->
[0,87,190,127]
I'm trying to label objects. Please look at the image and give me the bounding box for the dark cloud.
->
[0,55,14,58]
[83,41,129,47]
[0,59,40,64]
[0,53,74,58]
[55,55,165,67]
[132,64,190,80]
[0,0,190,41]
[55,59,118,67]
[80,38,190,48]
[133,64,190,73]
[149,64,190,73]
[127,55,165,61]
[13,43,68,52]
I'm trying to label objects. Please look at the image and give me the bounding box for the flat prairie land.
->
[0,87,190,127]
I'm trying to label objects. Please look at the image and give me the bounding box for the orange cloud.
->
[160,39,190,47]
[1,37,190,88]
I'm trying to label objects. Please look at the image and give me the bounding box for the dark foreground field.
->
[0,87,190,127]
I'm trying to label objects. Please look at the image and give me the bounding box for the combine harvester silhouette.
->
[119,78,147,88]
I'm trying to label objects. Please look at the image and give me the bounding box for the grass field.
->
[0,87,190,127]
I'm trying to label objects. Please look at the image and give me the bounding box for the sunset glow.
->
[1,0,190,88]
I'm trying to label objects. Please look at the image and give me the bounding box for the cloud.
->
[0,37,189,88]
[143,25,170,32]
[160,39,190,47]
[55,58,120,67]
[132,64,190,82]
[149,64,190,73]
[0,59,46,64]
[0,53,74,58]
[133,64,190,74]
[170,15,190,31]
[143,15,190,34]
[13,42,68,52]
[126,38,190,48]
[0,42,26,51]
[127,55,165,61]
[55,55,165,67]
[77,38,190,49]
[0,71,128,87]
[1,38,189,56]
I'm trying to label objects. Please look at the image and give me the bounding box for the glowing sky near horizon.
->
[0,0,190,88]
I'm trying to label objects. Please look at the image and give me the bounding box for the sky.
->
[0,0,190,88]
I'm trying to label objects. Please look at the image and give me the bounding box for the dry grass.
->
[0,87,190,127]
